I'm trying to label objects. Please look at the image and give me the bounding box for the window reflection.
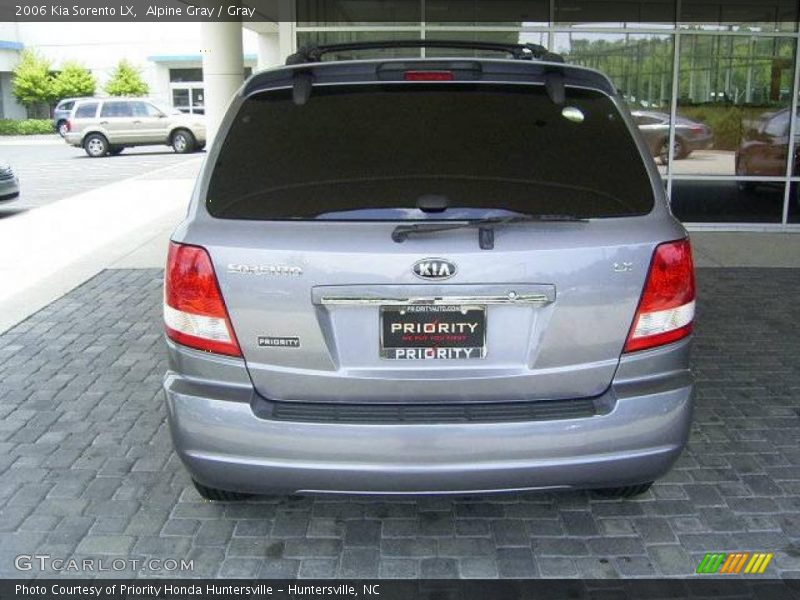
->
[788,183,800,222]
[424,0,548,26]
[736,107,800,177]
[674,35,795,176]
[679,0,798,33]
[555,0,676,27]
[296,0,420,26]
[423,31,547,57]
[295,31,423,59]
[671,179,785,222]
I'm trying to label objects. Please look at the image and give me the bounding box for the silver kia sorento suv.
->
[163,41,695,501]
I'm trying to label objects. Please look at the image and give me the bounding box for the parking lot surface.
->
[0,268,798,579]
[0,138,202,215]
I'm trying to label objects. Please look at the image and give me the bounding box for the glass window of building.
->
[424,0,549,26]
[674,35,795,177]
[679,0,798,33]
[169,68,203,83]
[297,0,421,26]
[554,0,676,27]
[294,0,800,226]
[296,31,424,59]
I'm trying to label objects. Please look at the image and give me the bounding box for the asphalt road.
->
[0,136,203,219]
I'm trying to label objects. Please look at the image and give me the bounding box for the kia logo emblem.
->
[412,258,457,280]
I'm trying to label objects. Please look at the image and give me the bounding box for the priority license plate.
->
[380,305,486,360]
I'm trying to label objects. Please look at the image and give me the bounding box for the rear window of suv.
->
[207,84,655,220]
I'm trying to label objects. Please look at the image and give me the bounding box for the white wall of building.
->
[0,72,26,119]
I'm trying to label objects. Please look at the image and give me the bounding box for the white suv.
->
[64,98,206,157]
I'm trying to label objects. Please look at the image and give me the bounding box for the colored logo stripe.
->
[696,552,773,574]
[744,553,774,574]
[697,553,726,574]
[720,552,749,573]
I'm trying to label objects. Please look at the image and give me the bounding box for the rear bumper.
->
[64,132,83,147]
[164,340,693,495]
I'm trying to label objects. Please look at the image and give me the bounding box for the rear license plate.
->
[380,305,486,360]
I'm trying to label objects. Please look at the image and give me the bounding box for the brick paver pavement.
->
[0,268,798,579]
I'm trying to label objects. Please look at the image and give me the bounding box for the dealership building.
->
[2,0,800,229]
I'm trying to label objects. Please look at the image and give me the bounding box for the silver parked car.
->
[64,97,206,157]
[53,97,89,137]
[163,41,695,501]
[0,162,20,202]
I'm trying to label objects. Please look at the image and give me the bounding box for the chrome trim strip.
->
[318,293,551,306]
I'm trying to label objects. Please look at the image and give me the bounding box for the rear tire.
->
[83,133,109,158]
[171,129,196,154]
[593,482,653,499]
[192,480,250,502]
[57,120,69,137]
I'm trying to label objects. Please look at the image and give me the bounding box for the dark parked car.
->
[632,111,714,163]
[735,108,799,183]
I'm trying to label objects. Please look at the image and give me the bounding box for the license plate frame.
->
[379,304,486,360]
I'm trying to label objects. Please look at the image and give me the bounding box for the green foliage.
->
[104,60,149,97]
[0,119,54,135]
[679,105,774,150]
[11,50,55,108]
[52,61,96,99]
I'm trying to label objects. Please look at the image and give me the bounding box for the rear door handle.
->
[132,120,142,124]
[99,121,108,124]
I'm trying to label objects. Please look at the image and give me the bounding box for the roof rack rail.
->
[286,40,564,65]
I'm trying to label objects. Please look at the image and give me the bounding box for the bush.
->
[12,50,55,117]
[52,61,96,99]
[0,119,54,135]
[105,60,148,97]
[679,104,782,151]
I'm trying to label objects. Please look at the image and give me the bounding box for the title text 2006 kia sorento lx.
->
[163,41,695,501]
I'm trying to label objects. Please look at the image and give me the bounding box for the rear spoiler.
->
[243,57,617,105]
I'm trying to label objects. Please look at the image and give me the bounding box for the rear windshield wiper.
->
[391,214,588,250]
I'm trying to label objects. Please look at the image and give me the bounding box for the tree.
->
[105,60,149,97]
[11,50,55,115]
[52,61,96,99]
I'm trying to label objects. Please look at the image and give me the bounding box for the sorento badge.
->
[412,258,457,281]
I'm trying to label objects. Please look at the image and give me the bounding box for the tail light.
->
[404,70,455,81]
[66,120,72,132]
[624,239,695,353]
[164,242,241,357]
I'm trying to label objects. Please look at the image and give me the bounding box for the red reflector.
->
[403,71,455,81]
[66,120,71,132]
[624,238,696,353]
[164,242,241,357]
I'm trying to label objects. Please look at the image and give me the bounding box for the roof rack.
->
[286,40,564,65]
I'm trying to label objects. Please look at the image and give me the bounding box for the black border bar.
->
[2,0,800,23]
[2,579,800,600]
